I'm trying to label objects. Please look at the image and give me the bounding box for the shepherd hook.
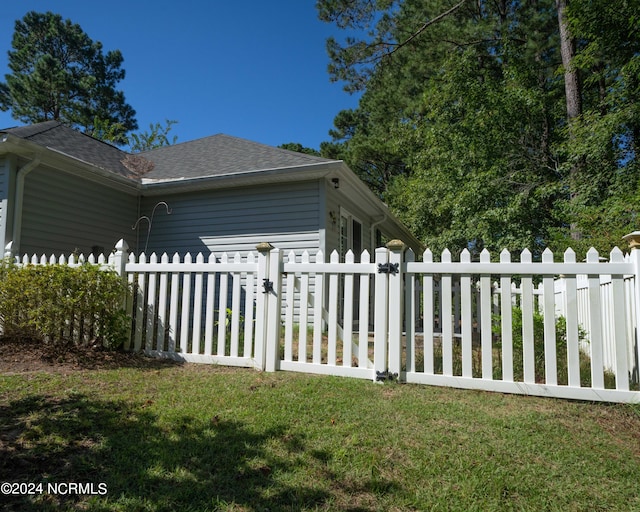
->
[132,201,172,254]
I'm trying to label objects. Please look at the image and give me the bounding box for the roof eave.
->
[0,133,140,194]
[139,160,343,194]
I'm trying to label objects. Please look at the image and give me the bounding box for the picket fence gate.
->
[7,236,640,404]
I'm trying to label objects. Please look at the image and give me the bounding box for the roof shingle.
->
[2,122,337,182]
[2,121,132,178]
[141,134,337,180]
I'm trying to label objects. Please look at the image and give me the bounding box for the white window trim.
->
[339,207,363,258]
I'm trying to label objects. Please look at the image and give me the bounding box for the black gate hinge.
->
[376,370,399,382]
[377,262,399,275]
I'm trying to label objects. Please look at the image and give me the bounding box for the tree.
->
[556,0,583,241]
[388,42,562,256]
[128,120,178,152]
[550,0,640,253]
[318,0,640,255]
[319,0,564,254]
[556,0,582,125]
[87,116,128,146]
[0,11,137,143]
[322,94,411,197]
[277,142,321,156]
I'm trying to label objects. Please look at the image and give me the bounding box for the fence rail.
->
[125,250,262,369]
[400,245,639,402]
[6,236,640,404]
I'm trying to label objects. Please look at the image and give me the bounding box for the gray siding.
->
[20,167,139,256]
[0,157,10,250]
[141,180,322,257]
[141,181,323,326]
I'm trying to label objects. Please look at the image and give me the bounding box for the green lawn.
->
[1,362,640,511]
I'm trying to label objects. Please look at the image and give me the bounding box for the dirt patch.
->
[0,336,182,374]
[590,404,640,457]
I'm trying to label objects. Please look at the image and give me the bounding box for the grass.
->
[2,363,640,511]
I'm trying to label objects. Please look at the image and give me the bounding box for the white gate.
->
[9,236,640,404]
[120,244,266,369]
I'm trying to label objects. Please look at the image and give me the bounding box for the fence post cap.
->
[386,239,406,251]
[256,242,275,253]
[622,231,640,249]
[114,239,129,253]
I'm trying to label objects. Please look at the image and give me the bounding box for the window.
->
[339,209,363,261]
[338,208,365,327]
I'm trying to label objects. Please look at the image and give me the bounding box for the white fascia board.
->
[140,161,343,195]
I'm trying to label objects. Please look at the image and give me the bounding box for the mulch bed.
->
[0,336,181,374]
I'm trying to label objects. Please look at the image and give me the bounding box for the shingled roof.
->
[140,133,337,180]
[1,122,338,182]
[1,121,133,178]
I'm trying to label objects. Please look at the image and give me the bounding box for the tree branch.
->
[340,0,469,68]
[384,0,468,58]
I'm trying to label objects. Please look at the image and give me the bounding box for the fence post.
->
[264,246,283,372]
[387,240,406,380]
[112,239,133,349]
[623,231,640,385]
[112,239,129,278]
[4,241,13,261]
[255,242,274,371]
[374,246,389,381]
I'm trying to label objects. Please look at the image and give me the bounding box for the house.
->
[0,121,421,260]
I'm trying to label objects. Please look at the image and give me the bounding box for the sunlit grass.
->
[1,364,640,511]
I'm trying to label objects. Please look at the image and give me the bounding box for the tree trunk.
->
[557,0,582,121]
[556,0,583,240]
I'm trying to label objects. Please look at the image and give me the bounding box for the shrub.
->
[495,306,591,385]
[0,261,130,349]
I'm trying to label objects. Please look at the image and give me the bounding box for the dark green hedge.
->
[0,262,131,349]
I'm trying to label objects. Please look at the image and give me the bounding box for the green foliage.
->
[0,262,130,349]
[128,119,179,152]
[317,0,640,253]
[0,11,137,141]
[277,142,321,156]
[494,307,592,385]
[504,307,556,383]
[388,42,563,255]
[87,115,130,146]
[215,308,245,331]
[550,0,640,252]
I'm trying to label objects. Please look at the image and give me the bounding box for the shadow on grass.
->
[0,393,345,511]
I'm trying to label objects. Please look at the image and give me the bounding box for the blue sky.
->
[0,1,359,150]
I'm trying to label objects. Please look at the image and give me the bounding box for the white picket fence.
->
[6,238,640,403]
[400,245,639,402]
[554,273,637,376]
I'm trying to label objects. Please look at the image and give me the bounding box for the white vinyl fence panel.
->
[402,245,639,402]
[6,236,640,404]
[123,249,262,368]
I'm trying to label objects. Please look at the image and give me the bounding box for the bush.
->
[495,306,591,385]
[0,261,130,349]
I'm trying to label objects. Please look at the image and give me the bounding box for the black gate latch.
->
[377,263,399,275]
[376,370,399,382]
[262,279,274,294]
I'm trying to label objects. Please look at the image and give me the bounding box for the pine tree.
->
[0,11,137,143]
